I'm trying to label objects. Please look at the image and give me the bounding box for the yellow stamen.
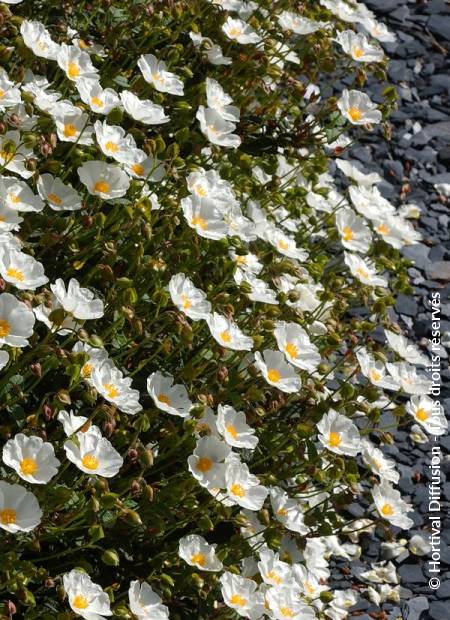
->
[370,369,381,382]
[20,458,38,475]
[191,216,207,230]
[0,508,16,525]
[7,193,21,204]
[81,454,99,470]
[225,424,238,439]
[90,96,104,108]
[277,240,289,251]
[356,267,369,279]
[196,457,213,473]
[266,570,282,585]
[94,181,110,194]
[284,342,298,359]
[328,431,342,448]
[67,62,80,79]
[267,368,281,383]
[0,319,11,338]
[105,140,119,153]
[63,123,77,138]
[353,47,364,58]
[348,106,362,122]
[381,503,394,516]
[131,163,145,176]
[377,223,390,235]
[5,267,25,282]
[103,382,119,399]
[157,393,171,406]
[195,185,207,197]
[191,552,206,567]
[220,330,232,343]
[415,408,429,422]
[72,594,89,609]
[81,363,92,378]
[48,193,63,206]
[230,483,245,498]
[280,608,295,618]
[342,226,354,241]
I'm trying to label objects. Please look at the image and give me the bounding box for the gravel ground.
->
[328,1,450,618]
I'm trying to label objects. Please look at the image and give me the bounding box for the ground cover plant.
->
[0,0,445,618]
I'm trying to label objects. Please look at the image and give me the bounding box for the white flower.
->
[0,71,21,110]
[0,292,35,347]
[51,278,104,320]
[3,433,60,484]
[188,436,231,488]
[0,481,42,533]
[220,572,264,620]
[34,295,77,335]
[254,349,301,393]
[53,107,93,144]
[120,90,170,125]
[76,78,121,114]
[63,570,112,619]
[361,439,399,484]
[268,229,308,261]
[336,30,383,62]
[91,361,142,414]
[147,371,193,418]
[137,54,184,96]
[344,252,388,287]
[273,321,320,372]
[362,17,396,42]
[207,312,253,351]
[217,404,258,449]
[0,199,23,231]
[58,409,89,436]
[278,11,327,34]
[205,78,239,122]
[20,20,60,59]
[0,130,34,178]
[267,586,316,620]
[57,43,99,82]
[409,534,431,557]
[225,460,267,510]
[0,350,8,370]
[0,247,48,290]
[196,105,241,148]
[337,89,382,125]
[386,362,432,395]
[356,348,399,391]
[73,341,110,385]
[37,174,82,211]
[3,176,45,212]
[335,158,381,187]
[94,120,138,164]
[128,581,169,620]
[258,545,292,587]
[349,185,395,220]
[222,17,261,44]
[269,486,309,534]
[181,195,228,240]
[327,589,358,620]
[385,329,428,366]
[78,161,130,199]
[168,273,211,320]
[179,534,223,571]
[317,410,360,456]
[405,395,447,436]
[64,425,123,477]
[372,481,414,529]
[335,208,372,252]
[229,250,263,274]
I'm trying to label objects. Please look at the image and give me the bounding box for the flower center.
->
[415,408,429,422]
[0,319,11,338]
[81,362,93,378]
[267,368,281,383]
[377,223,390,235]
[370,369,381,382]
[191,552,206,566]
[194,184,207,197]
[81,454,99,470]
[348,106,362,122]
[196,457,213,473]
[103,382,119,399]
[267,570,282,585]
[0,89,5,98]
[48,192,63,206]
[277,240,289,251]
[191,216,207,230]
[72,594,89,609]
[67,62,80,79]
[94,181,110,194]
[277,507,288,517]
[158,393,171,406]
[63,123,78,138]
[230,594,247,606]
[6,267,25,282]
[381,502,394,516]
[90,96,103,108]
[280,608,295,618]
[284,342,298,359]
[356,267,369,279]
[7,193,21,204]
[230,483,245,498]
[105,140,119,153]
[20,458,38,475]
[131,163,145,176]
[342,226,354,241]
[220,330,232,343]
[180,294,191,309]
[228,27,242,38]
[353,47,364,58]
[0,508,16,525]
[225,424,238,439]
[328,431,342,448]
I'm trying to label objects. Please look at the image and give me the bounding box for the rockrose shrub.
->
[0,0,444,618]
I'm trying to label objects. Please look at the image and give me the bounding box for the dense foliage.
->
[0,0,444,619]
